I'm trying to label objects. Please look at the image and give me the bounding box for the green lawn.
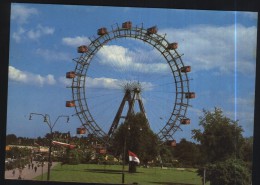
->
[34,163,210,185]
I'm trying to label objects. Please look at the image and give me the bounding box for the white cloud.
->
[62,36,91,47]
[36,48,69,61]
[59,76,71,86]
[12,27,26,43]
[9,66,56,86]
[85,76,154,91]
[228,97,255,107]
[27,24,55,40]
[160,24,257,76]
[60,73,154,91]
[11,5,54,43]
[84,24,256,77]
[86,77,121,89]
[97,45,168,74]
[241,12,258,20]
[11,4,38,24]
[12,24,55,43]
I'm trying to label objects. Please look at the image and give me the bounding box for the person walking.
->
[34,166,37,172]
[12,169,15,177]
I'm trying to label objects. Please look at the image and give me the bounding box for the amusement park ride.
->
[65,21,195,147]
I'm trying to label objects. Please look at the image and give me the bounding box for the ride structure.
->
[66,21,195,145]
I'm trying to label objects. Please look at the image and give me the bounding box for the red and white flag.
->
[128,150,140,164]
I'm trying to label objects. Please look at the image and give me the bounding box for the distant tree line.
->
[6,107,253,184]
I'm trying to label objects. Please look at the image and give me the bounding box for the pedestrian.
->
[19,168,22,176]
[32,163,34,169]
[12,169,15,177]
[34,166,37,172]
[28,164,31,169]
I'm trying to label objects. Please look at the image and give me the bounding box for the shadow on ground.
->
[84,169,143,175]
[149,182,197,185]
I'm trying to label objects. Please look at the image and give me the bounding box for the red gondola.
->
[185,92,195,99]
[66,101,75,107]
[122,21,132,29]
[98,27,108,35]
[77,45,88,53]
[66,71,76,78]
[147,26,158,34]
[167,43,178,50]
[180,66,191,73]
[181,118,191,125]
[77,128,86,135]
[167,140,176,147]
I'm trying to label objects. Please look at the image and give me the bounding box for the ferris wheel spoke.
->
[66,21,195,145]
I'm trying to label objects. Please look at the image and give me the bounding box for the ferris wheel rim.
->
[68,22,192,143]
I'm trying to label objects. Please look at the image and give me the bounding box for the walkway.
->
[5,161,58,180]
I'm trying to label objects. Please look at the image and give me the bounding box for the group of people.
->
[12,162,39,180]
[28,162,38,172]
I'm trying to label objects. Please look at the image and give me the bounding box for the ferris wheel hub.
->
[123,81,142,93]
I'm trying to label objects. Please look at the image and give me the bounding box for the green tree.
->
[6,134,17,145]
[201,158,251,185]
[240,136,253,162]
[174,138,201,167]
[159,145,174,165]
[111,113,159,167]
[192,107,244,163]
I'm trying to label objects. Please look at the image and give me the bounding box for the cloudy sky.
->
[7,3,258,142]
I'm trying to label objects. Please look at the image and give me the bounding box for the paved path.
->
[5,161,59,180]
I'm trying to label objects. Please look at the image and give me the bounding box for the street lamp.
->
[29,112,69,181]
[122,124,142,184]
[122,124,130,184]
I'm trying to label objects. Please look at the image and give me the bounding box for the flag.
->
[128,150,140,164]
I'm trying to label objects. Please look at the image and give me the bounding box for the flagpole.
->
[122,134,126,184]
[122,124,130,184]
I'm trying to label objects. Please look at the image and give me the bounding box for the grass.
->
[34,163,210,185]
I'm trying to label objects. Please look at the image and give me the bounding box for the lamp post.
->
[122,125,130,184]
[121,124,142,184]
[29,113,69,181]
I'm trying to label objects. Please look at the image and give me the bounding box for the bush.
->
[198,158,251,185]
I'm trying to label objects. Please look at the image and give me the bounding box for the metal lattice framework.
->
[66,22,194,144]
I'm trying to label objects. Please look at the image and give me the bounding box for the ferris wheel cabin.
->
[98,27,108,35]
[181,118,191,125]
[185,92,195,99]
[167,43,178,50]
[180,66,191,73]
[147,26,158,35]
[66,71,76,78]
[166,140,177,147]
[77,45,88,53]
[122,21,132,29]
[66,100,75,107]
[77,127,87,135]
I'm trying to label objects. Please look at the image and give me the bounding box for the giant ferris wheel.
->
[65,21,195,145]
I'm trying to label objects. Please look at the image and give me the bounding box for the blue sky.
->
[7,3,258,142]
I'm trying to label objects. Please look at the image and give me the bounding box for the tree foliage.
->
[110,113,159,165]
[192,107,252,184]
[6,134,17,145]
[174,138,201,167]
[200,158,251,185]
[192,107,244,163]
